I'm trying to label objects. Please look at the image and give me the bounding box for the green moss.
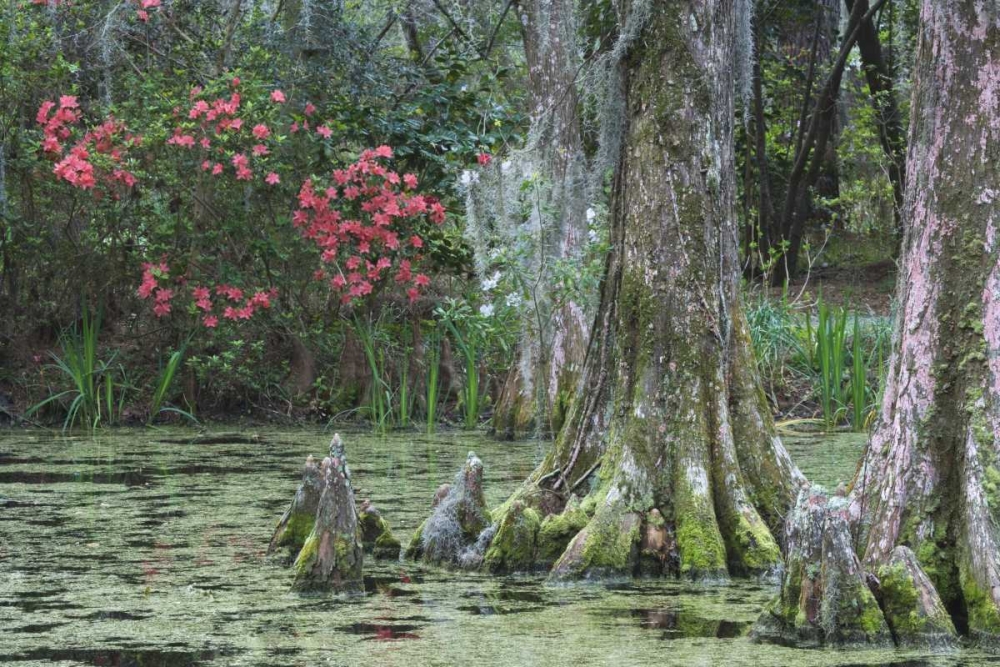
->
[962,571,1000,635]
[403,519,427,560]
[372,524,401,559]
[275,511,315,553]
[483,503,541,573]
[985,465,1000,514]
[857,595,886,636]
[579,509,640,573]
[536,505,590,564]
[877,563,927,635]
[358,511,400,559]
[726,510,782,574]
[578,493,598,517]
[293,532,319,573]
[673,488,727,577]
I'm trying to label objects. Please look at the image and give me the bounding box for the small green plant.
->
[353,314,393,433]
[851,314,867,431]
[149,342,197,425]
[746,290,891,431]
[424,327,442,433]
[28,308,125,431]
[436,298,488,430]
[815,296,849,429]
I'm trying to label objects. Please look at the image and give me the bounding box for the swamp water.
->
[0,429,996,667]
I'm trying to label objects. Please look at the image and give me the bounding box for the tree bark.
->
[490,0,590,439]
[438,0,804,580]
[848,0,1000,646]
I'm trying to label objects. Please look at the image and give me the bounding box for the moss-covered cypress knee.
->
[874,546,957,648]
[291,451,363,593]
[268,455,322,556]
[536,496,591,566]
[752,488,891,648]
[408,453,493,568]
[483,500,542,573]
[357,499,401,560]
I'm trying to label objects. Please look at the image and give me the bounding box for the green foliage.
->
[28,307,126,431]
[149,342,196,426]
[424,327,443,434]
[746,291,890,430]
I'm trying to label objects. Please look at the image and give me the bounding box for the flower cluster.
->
[133,0,161,21]
[166,77,326,187]
[138,261,276,328]
[293,146,445,306]
[37,96,139,192]
[31,0,162,23]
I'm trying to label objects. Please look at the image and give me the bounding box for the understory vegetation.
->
[0,0,910,432]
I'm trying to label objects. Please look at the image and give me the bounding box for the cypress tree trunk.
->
[491,0,590,439]
[458,0,804,579]
[849,0,1000,645]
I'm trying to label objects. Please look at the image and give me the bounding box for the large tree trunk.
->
[849,0,1000,645]
[489,0,590,439]
[432,0,804,580]
[758,0,1000,649]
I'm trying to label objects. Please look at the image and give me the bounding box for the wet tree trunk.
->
[490,0,590,439]
[465,0,804,579]
[849,0,1000,646]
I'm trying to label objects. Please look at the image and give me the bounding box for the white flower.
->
[586,207,597,222]
[505,293,523,308]
[481,270,502,292]
[479,304,495,317]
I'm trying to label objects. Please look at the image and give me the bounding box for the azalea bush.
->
[1,0,528,425]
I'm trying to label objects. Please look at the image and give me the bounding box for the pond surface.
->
[0,428,995,666]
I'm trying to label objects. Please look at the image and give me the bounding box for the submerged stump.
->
[752,487,892,648]
[357,499,401,559]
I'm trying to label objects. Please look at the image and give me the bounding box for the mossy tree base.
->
[752,488,892,648]
[416,0,803,585]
